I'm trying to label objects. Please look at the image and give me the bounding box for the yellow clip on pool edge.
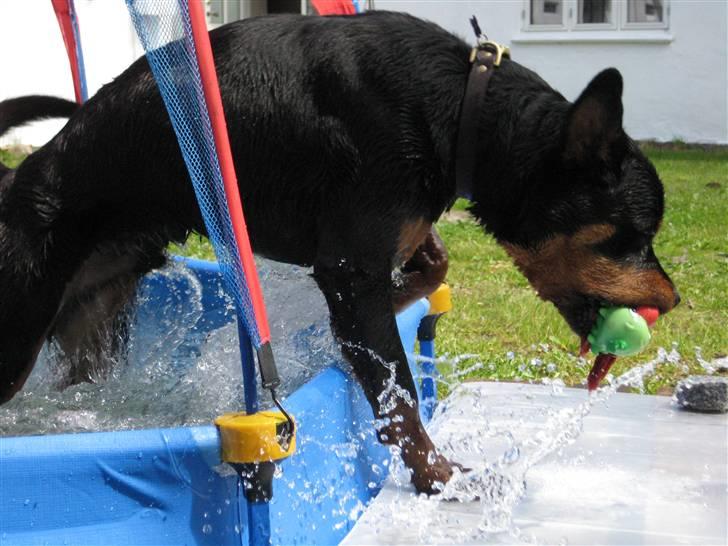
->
[215,411,296,464]
[428,283,452,315]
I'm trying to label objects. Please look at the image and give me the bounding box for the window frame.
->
[523,0,670,33]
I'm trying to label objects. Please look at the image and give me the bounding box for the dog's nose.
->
[673,290,681,308]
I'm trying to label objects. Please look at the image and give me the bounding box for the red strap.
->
[187,0,271,344]
[50,0,83,104]
[311,0,357,15]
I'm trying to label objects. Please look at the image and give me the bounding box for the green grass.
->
[0,147,26,169]
[3,145,726,393]
[170,235,217,262]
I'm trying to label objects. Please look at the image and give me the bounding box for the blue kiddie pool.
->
[0,257,445,545]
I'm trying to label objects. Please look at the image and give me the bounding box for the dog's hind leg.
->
[313,232,455,495]
[50,274,138,387]
[49,245,165,387]
[392,226,448,313]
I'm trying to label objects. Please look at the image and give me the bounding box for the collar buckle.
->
[469,40,511,67]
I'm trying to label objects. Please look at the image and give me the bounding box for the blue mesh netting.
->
[126,0,261,348]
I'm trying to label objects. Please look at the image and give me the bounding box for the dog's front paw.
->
[410,453,459,495]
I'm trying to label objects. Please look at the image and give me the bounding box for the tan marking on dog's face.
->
[396,219,431,266]
[502,224,678,313]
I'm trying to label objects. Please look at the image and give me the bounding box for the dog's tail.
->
[0,95,78,175]
[0,95,79,139]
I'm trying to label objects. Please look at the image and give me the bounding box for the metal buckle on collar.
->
[469,40,511,67]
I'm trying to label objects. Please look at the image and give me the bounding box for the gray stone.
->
[675,375,728,413]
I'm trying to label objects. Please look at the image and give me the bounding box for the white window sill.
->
[512,31,673,44]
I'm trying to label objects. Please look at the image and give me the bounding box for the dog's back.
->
[0,12,473,404]
[36,12,471,264]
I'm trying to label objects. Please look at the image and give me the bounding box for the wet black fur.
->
[0,12,676,489]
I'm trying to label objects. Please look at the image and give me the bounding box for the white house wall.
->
[378,0,728,144]
[2,1,727,146]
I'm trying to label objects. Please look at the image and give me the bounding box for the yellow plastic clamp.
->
[215,411,296,464]
[427,283,452,315]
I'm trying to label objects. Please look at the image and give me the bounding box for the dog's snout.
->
[673,290,681,308]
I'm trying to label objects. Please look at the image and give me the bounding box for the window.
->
[531,0,564,26]
[525,0,668,31]
[268,0,305,14]
[205,0,373,24]
[577,0,612,25]
[205,0,306,27]
[625,0,666,26]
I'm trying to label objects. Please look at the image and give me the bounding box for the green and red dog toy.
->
[581,306,660,391]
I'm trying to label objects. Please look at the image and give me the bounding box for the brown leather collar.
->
[455,41,510,200]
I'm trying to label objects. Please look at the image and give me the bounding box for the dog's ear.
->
[563,68,623,163]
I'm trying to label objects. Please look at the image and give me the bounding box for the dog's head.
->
[473,68,679,358]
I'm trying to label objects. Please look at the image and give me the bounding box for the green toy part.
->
[588,307,651,357]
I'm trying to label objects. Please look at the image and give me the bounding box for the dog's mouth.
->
[554,294,602,340]
[554,296,657,392]
[572,298,614,392]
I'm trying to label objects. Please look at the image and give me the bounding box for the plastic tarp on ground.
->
[0,259,431,545]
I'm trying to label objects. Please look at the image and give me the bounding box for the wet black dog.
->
[0,12,678,493]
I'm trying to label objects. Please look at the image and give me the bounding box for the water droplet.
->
[503,446,520,464]
[201,524,212,535]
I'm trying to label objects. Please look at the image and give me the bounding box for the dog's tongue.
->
[579,337,591,357]
[580,336,614,391]
[587,353,618,391]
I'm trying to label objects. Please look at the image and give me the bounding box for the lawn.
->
[2,145,726,393]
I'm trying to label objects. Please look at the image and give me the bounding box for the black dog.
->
[0,12,678,494]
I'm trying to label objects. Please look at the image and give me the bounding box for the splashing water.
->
[363,346,685,544]
[0,258,341,436]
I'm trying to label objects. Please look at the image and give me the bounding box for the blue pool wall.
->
[0,258,433,546]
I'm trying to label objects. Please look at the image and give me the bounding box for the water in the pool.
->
[0,258,341,436]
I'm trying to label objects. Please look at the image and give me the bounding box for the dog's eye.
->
[592,228,647,259]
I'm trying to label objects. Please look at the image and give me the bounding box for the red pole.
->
[311,0,357,15]
[50,0,84,104]
[186,0,271,345]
